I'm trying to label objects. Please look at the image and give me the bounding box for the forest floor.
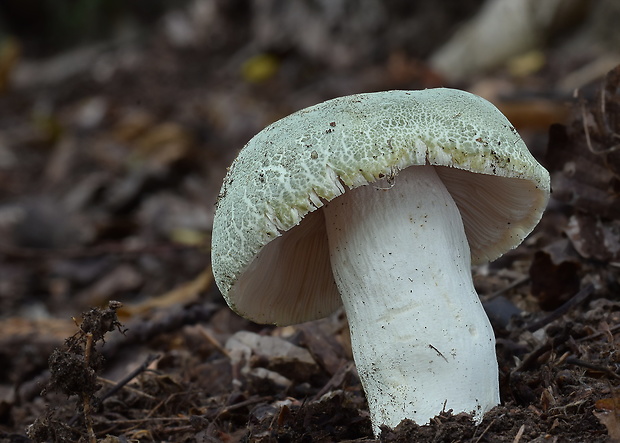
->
[1,2,620,442]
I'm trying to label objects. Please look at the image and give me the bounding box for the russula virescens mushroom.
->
[211,88,550,435]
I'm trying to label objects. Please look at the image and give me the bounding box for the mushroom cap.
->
[211,88,550,325]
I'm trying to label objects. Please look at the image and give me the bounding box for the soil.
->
[1,2,620,442]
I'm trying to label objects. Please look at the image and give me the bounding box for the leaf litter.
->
[0,3,620,442]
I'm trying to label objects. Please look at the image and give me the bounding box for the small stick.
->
[525,284,594,332]
[473,416,499,443]
[99,353,160,402]
[565,357,620,380]
[512,424,526,443]
[484,276,530,301]
[577,323,620,343]
[68,353,160,427]
[82,332,97,443]
[197,326,231,359]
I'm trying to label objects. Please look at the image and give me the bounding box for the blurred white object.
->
[430,0,590,82]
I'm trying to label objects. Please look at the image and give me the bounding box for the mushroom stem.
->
[323,165,499,436]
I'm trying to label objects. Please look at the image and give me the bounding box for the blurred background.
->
[1,0,619,353]
[1,0,620,363]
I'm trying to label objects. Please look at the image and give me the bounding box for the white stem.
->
[323,166,499,436]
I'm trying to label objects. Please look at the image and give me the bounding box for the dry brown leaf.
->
[225,330,319,382]
[295,322,347,376]
[547,66,620,216]
[594,398,620,442]
[119,266,212,317]
[565,214,620,262]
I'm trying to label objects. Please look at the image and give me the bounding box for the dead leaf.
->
[546,66,620,220]
[593,394,620,441]
[119,266,212,317]
[529,244,581,311]
[296,323,347,375]
[225,330,319,382]
[565,214,620,262]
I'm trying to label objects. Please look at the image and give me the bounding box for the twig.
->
[484,276,530,301]
[312,361,354,401]
[473,415,502,443]
[516,286,594,371]
[516,342,553,372]
[577,323,620,343]
[512,424,526,443]
[101,303,221,359]
[220,395,273,414]
[98,377,157,400]
[99,353,160,402]
[82,332,97,443]
[565,357,620,380]
[525,284,594,332]
[68,353,160,427]
[106,416,192,425]
[197,326,231,359]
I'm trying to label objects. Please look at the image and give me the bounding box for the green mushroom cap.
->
[211,88,550,325]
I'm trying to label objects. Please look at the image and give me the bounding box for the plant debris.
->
[27,301,124,443]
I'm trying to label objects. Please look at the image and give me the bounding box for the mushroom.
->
[211,88,550,435]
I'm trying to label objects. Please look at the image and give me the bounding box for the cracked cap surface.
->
[211,88,550,325]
